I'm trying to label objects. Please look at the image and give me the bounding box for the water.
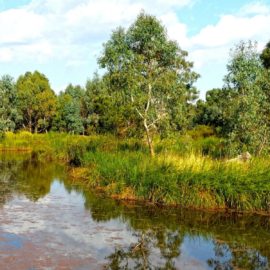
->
[0,156,270,270]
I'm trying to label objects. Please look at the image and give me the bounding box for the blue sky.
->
[0,0,270,98]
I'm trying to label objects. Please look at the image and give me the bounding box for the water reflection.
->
[0,154,62,205]
[0,157,269,270]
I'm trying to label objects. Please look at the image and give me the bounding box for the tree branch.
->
[136,108,144,119]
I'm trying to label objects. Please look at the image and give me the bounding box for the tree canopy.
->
[260,41,270,69]
[16,71,57,133]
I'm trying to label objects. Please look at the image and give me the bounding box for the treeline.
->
[0,12,270,156]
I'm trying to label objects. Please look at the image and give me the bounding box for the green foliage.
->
[0,132,5,142]
[117,138,147,153]
[195,41,270,156]
[84,73,128,135]
[53,85,84,134]
[187,125,215,139]
[195,88,232,134]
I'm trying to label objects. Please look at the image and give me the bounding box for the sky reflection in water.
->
[0,158,269,270]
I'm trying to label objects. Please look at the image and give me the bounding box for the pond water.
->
[0,155,270,270]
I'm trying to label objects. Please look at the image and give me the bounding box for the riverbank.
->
[1,131,270,214]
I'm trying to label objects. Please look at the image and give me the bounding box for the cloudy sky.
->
[0,0,270,98]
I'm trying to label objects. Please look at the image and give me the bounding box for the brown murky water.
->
[0,155,270,270]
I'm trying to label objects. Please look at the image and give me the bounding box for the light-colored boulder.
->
[227,151,251,162]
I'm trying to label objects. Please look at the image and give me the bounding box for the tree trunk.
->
[29,118,32,133]
[144,119,155,157]
[28,110,33,133]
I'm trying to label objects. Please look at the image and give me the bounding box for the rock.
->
[238,151,251,161]
[227,151,251,162]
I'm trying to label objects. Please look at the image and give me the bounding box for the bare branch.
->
[148,112,167,129]
[145,83,152,114]
[135,108,144,119]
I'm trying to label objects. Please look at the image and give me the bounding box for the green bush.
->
[67,142,86,166]
[187,125,215,139]
[0,132,5,142]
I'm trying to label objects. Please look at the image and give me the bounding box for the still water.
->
[0,155,270,270]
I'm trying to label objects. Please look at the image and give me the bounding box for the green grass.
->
[1,131,270,213]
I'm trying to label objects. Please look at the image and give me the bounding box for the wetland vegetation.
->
[1,132,270,214]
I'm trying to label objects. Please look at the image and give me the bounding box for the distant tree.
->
[83,73,139,135]
[224,41,269,154]
[195,88,233,134]
[99,12,199,156]
[0,75,20,132]
[260,41,270,69]
[53,84,84,134]
[65,83,85,100]
[84,74,115,134]
[259,41,270,119]
[16,71,57,133]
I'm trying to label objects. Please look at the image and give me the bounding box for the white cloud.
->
[160,12,190,48]
[0,8,45,44]
[191,14,270,48]
[0,48,13,62]
[186,3,270,95]
[189,46,230,69]
[239,2,270,15]
[0,0,193,65]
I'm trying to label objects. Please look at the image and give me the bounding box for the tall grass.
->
[81,150,270,213]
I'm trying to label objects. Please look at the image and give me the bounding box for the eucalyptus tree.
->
[259,42,270,139]
[99,12,199,156]
[84,73,138,135]
[0,75,20,132]
[16,71,57,133]
[224,41,269,154]
[260,41,270,69]
[84,74,115,134]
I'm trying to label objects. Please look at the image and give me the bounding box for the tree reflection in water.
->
[208,240,269,270]
[105,230,182,270]
[0,153,63,205]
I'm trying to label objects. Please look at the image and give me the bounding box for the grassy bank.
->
[1,131,270,214]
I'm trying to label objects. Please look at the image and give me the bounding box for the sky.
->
[0,0,270,99]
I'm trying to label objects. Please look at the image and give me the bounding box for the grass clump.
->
[81,151,270,213]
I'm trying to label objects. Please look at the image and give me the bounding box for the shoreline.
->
[1,132,270,216]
